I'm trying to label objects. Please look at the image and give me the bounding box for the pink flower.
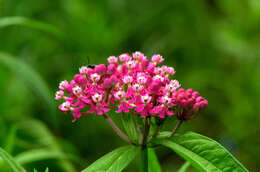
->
[95,64,106,75]
[133,51,145,61]
[59,80,69,90]
[123,75,133,84]
[119,53,131,63]
[91,93,103,103]
[151,54,164,65]
[114,91,126,100]
[166,67,175,75]
[55,90,64,100]
[59,101,71,112]
[153,75,165,82]
[135,95,153,117]
[72,86,82,96]
[151,105,173,118]
[107,56,118,64]
[107,64,117,74]
[74,74,88,85]
[72,107,83,122]
[137,74,147,84]
[132,84,144,92]
[104,75,117,88]
[126,60,136,69]
[116,101,134,113]
[79,66,88,74]
[90,73,101,83]
[165,80,180,93]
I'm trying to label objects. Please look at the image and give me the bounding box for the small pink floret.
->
[151,54,164,65]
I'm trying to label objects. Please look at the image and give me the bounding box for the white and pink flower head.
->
[55,90,64,100]
[107,56,118,64]
[123,75,133,84]
[151,54,164,65]
[119,53,131,63]
[90,73,101,83]
[79,66,88,75]
[114,90,126,100]
[55,52,207,122]
[133,51,145,61]
[92,93,103,103]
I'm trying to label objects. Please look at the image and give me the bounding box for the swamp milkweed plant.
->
[55,52,248,172]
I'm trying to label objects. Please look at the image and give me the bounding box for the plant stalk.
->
[169,120,183,137]
[103,113,132,144]
[141,146,148,172]
[141,117,150,172]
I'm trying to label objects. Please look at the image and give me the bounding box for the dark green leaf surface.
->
[148,148,162,172]
[0,147,26,172]
[82,145,140,172]
[154,132,248,172]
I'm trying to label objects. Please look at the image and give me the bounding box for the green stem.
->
[141,117,150,172]
[103,113,132,144]
[141,146,148,172]
[169,120,183,137]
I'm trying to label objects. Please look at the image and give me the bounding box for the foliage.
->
[0,0,259,171]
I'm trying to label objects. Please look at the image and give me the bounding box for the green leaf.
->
[17,119,76,172]
[155,131,171,139]
[15,149,66,165]
[45,167,49,172]
[154,132,248,172]
[0,147,26,172]
[178,162,190,172]
[4,126,17,153]
[0,16,66,39]
[17,119,57,148]
[33,169,38,172]
[121,113,140,143]
[0,52,55,116]
[148,148,162,172]
[82,145,140,172]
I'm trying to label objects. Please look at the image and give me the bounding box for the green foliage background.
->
[0,0,259,171]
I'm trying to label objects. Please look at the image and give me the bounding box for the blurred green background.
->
[0,0,259,171]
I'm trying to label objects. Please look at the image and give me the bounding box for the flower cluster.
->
[172,88,208,120]
[55,52,208,122]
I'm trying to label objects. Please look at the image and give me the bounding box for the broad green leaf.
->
[121,113,140,143]
[148,148,162,172]
[0,16,66,39]
[0,52,55,117]
[154,132,248,172]
[0,147,26,172]
[82,145,140,172]
[178,162,190,172]
[15,149,66,165]
[33,169,38,172]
